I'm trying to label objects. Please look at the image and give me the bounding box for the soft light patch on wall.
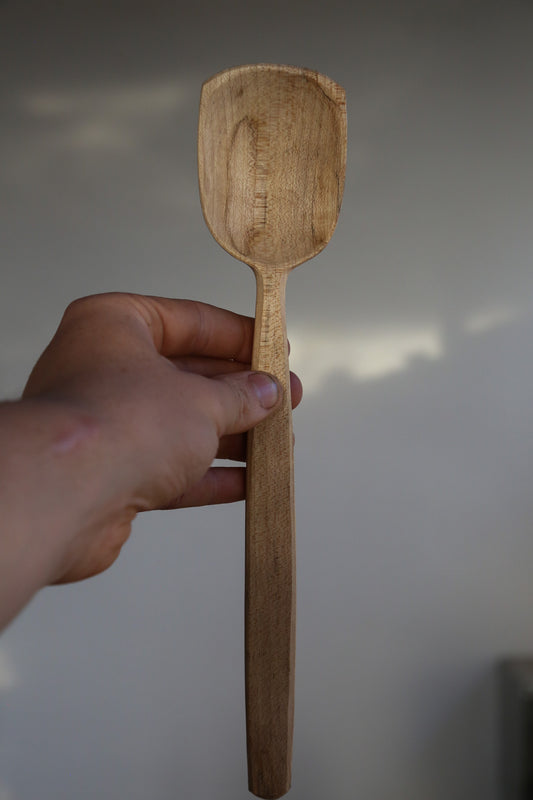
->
[0,645,19,692]
[289,326,444,391]
[0,782,14,800]
[20,82,190,152]
[23,83,189,118]
[465,306,522,334]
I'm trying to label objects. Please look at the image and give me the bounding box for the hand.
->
[22,293,302,584]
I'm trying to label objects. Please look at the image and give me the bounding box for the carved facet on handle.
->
[245,269,295,799]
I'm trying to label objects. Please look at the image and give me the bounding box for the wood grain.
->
[198,64,346,799]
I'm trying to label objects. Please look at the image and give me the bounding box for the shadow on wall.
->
[417,667,498,800]
[0,645,18,800]
[293,303,533,800]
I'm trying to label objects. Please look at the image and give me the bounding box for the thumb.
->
[210,371,282,436]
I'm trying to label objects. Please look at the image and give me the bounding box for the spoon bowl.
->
[199,63,346,271]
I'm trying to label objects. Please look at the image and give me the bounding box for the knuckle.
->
[62,295,99,320]
[63,292,135,320]
[233,380,251,423]
[187,300,212,353]
[62,293,118,324]
[213,377,251,436]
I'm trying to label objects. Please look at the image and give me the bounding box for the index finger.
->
[130,296,255,361]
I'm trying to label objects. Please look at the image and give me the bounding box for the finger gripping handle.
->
[245,269,295,799]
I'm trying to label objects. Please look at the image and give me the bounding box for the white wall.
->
[1,2,533,798]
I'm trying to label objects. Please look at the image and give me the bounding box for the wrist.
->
[0,398,119,621]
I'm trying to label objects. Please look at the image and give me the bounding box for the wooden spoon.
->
[198,64,346,798]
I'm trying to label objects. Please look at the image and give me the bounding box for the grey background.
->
[1,1,533,798]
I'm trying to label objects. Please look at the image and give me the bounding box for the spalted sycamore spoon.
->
[198,63,346,799]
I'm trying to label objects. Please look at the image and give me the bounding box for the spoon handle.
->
[245,267,295,799]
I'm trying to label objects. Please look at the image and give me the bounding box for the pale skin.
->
[0,293,302,632]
